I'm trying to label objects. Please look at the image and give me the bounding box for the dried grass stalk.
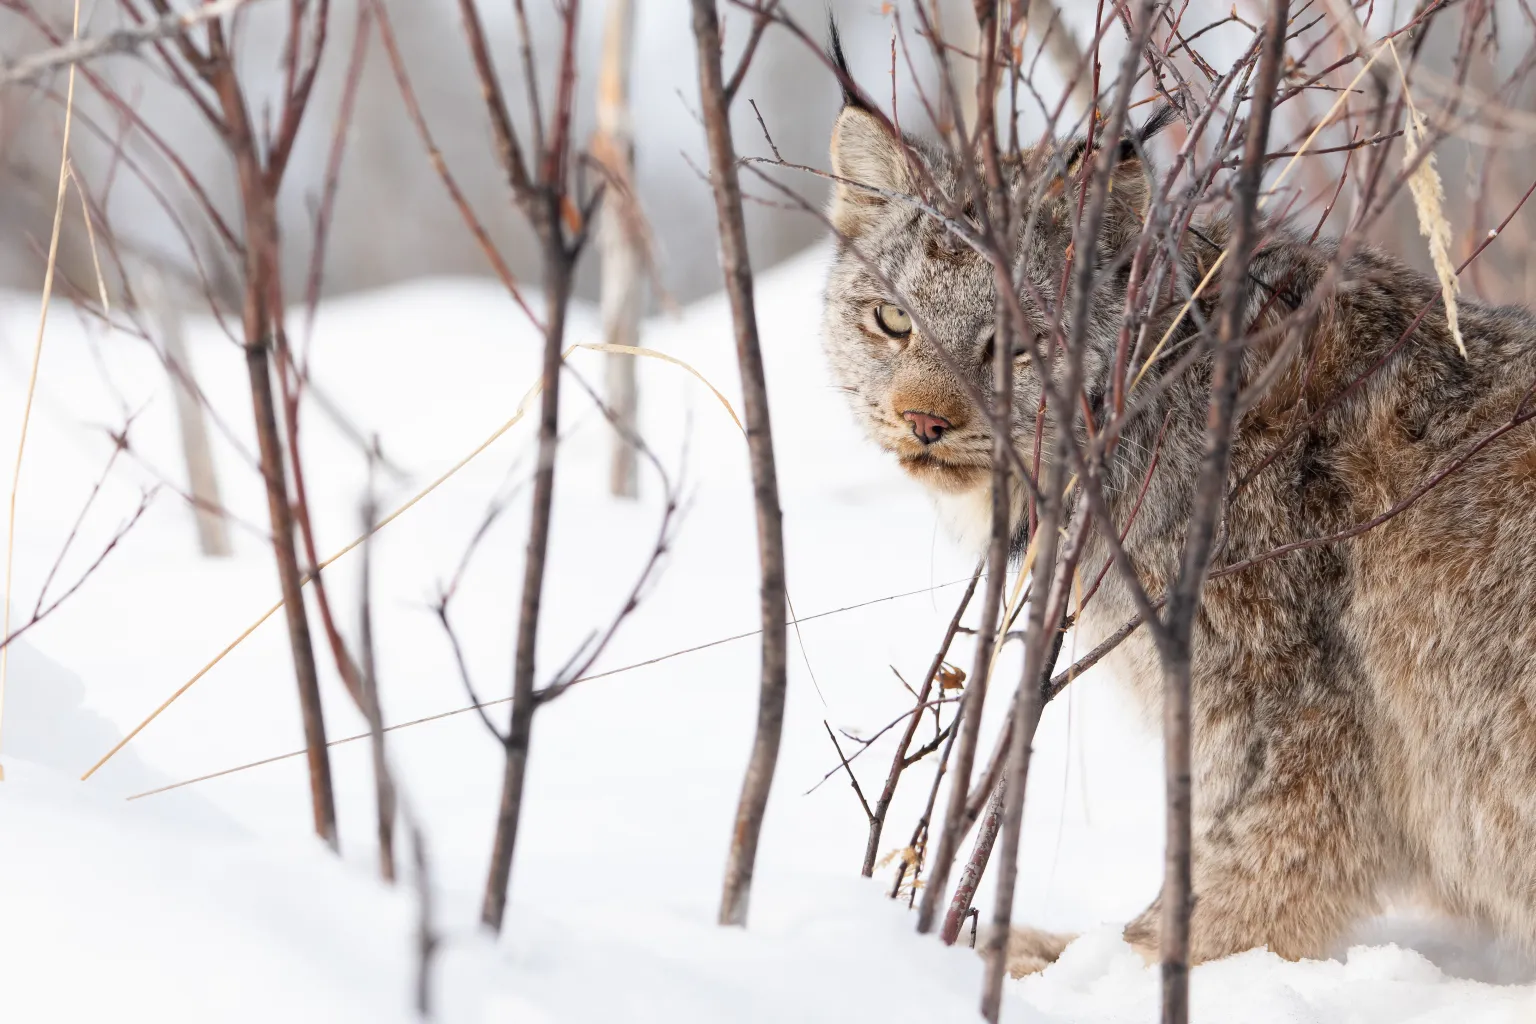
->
[1394,43,1466,357]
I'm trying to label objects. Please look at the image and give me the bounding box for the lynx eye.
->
[874,302,912,337]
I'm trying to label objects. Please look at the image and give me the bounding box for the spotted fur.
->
[822,84,1536,976]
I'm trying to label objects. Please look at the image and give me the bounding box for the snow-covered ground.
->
[0,248,1532,1022]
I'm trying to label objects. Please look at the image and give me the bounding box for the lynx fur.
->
[821,48,1536,979]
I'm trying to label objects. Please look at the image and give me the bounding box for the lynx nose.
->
[903,410,951,444]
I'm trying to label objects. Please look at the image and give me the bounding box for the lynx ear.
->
[1057,103,1179,256]
[1059,103,1178,209]
[1107,103,1179,218]
[829,105,912,238]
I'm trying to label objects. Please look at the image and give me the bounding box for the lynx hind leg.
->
[1122,738,1386,967]
[1120,824,1383,968]
[972,924,1074,977]
[1008,926,1074,976]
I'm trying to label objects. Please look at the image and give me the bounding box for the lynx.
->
[820,45,1536,977]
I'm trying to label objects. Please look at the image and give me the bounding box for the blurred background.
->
[0,0,1021,309]
[3,1,1535,312]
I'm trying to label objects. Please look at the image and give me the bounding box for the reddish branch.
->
[369,0,536,324]
[913,0,1020,936]
[1,487,157,656]
[1154,3,1289,1022]
[25,0,354,846]
[943,769,1007,945]
[912,352,1008,937]
[479,232,570,931]
[861,568,981,876]
[966,0,1160,1009]
[690,0,789,928]
[180,5,342,848]
[404,0,600,934]
[272,8,387,751]
[949,594,1072,955]
[979,465,1073,1023]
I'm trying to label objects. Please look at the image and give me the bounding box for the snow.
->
[0,247,1531,1022]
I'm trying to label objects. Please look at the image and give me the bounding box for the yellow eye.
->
[875,302,912,337]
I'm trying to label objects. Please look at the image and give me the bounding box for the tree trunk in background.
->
[936,0,980,137]
[142,264,231,557]
[596,0,642,498]
[1026,0,1092,112]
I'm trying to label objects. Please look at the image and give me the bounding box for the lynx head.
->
[820,29,1173,516]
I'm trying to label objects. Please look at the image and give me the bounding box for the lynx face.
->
[820,109,1043,498]
[820,100,1167,504]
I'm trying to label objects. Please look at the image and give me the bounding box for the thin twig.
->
[0,0,263,86]
[861,566,981,876]
[1,0,83,782]
[1155,4,1290,1021]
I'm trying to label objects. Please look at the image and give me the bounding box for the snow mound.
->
[0,248,1531,1020]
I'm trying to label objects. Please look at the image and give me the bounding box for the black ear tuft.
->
[1136,103,1180,148]
[827,14,871,112]
[1115,103,1179,163]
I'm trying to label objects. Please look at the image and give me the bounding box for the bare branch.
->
[823,722,875,823]
[691,0,789,930]
[0,0,264,87]
[861,567,981,876]
[1155,3,1291,1021]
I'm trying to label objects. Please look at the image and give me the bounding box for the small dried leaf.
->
[937,662,967,690]
[560,194,583,235]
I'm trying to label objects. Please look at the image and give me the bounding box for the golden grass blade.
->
[574,343,744,433]
[81,384,541,781]
[123,574,980,802]
[1,0,82,783]
[82,343,742,780]
[1390,40,1466,357]
[68,160,110,319]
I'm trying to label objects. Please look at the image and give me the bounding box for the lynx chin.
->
[820,42,1536,977]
